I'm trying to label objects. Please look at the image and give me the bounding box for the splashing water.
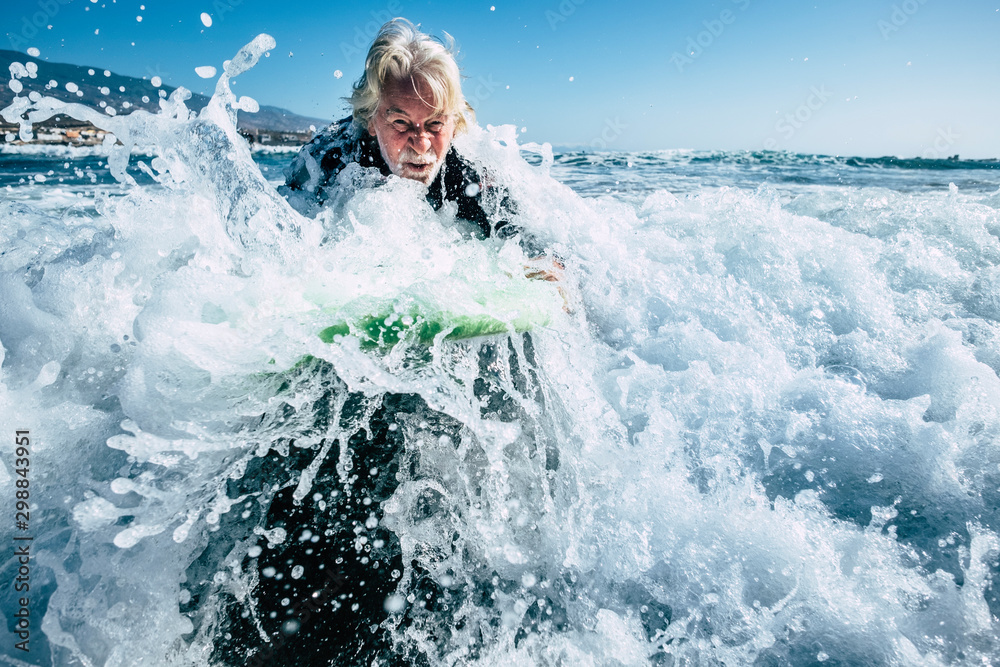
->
[2,35,1000,666]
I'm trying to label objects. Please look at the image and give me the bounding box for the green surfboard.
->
[315,281,562,350]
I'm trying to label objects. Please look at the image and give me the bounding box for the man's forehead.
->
[380,100,447,121]
[383,103,432,116]
[379,78,443,116]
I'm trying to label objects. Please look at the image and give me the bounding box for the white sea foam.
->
[0,143,156,157]
[1,35,999,667]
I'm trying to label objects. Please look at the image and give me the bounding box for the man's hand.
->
[523,255,564,282]
[523,255,570,312]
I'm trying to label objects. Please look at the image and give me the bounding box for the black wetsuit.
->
[209,121,536,666]
[208,366,420,667]
[281,116,518,240]
[209,354,539,666]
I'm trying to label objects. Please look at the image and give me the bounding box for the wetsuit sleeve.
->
[481,182,546,256]
[441,151,527,244]
[281,118,355,202]
[490,188,520,240]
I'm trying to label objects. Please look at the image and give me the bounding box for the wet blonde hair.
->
[350,18,473,134]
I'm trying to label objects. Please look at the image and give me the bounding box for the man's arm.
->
[279,118,356,211]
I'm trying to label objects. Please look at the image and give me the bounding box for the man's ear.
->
[368,121,377,137]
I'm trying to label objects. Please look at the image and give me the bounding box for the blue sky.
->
[6,0,999,157]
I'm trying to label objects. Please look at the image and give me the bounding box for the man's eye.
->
[392,120,410,131]
[427,122,443,131]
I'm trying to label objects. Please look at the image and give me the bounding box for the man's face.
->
[368,77,457,185]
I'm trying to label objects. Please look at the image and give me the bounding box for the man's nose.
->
[409,133,432,153]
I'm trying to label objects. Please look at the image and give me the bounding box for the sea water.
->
[2,36,1000,666]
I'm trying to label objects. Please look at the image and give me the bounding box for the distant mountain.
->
[0,50,329,134]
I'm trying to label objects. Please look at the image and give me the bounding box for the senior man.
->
[281,17,517,243]
[210,20,558,667]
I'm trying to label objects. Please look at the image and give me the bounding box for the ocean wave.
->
[0,142,156,157]
[554,149,1000,170]
[2,36,1000,667]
